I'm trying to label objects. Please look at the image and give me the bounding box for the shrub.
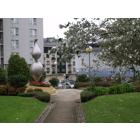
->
[30,81,51,87]
[134,85,140,92]
[94,77,102,83]
[81,90,97,102]
[16,87,26,94]
[7,86,16,95]
[87,87,109,96]
[8,74,28,88]
[75,82,91,88]
[109,83,134,94]
[80,83,134,102]
[95,81,113,87]
[76,74,90,82]
[34,91,50,102]
[49,77,59,87]
[18,92,34,97]
[0,85,7,95]
[7,54,30,81]
[0,68,7,85]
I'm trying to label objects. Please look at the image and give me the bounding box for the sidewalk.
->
[44,89,83,123]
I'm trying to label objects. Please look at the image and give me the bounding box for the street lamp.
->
[85,46,93,78]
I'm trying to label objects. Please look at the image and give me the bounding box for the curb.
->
[35,102,56,123]
[75,99,86,123]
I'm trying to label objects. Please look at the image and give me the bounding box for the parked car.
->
[65,81,74,88]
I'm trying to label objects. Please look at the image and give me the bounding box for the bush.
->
[0,68,7,85]
[134,85,140,92]
[75,82,91,88]
[81,90,97,102]
[109,83,134,94]
[7,86,16,95]
[95,81,113,87]
[34,91,50,102]
[49,77,59,87]
[16,87,26,94]
[30,81,51,87]
[88,86,109,96]
[94,77,102,83]
[0,85,7,95]
[8,74,28,88]
[7,54,30,81]
[76,74,90,82]
[80,83,134,102]
[18,92,35,97]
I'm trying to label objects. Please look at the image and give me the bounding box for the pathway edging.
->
[35,102,56,123]
[75,99,86,123]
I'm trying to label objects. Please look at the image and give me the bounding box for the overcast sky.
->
[43,17,74,38]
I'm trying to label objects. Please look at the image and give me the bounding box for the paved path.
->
[44,89,82,123]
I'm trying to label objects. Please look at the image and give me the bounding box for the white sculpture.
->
[30,40,43,81]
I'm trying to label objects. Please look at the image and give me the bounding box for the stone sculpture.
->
[30,39,43,81]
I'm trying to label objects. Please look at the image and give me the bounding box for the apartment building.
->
[44,37,76,76]
[0,18,43,68]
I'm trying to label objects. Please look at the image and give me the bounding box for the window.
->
[30,29,37,37]
[81,58,84,65]
[73,67,76,72]
[29,18,37,25]
[73,61,75,66]
[46,54,49,58]
[11,28,19,36]
[46,68,50,73]
[11,40,19,49]
[11,18,18,24]
[52,68,56,74]
[46,61,50,65]
[52,54,55,57]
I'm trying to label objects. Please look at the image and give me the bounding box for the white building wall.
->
[75,49,112,73]
[3,18,43,65]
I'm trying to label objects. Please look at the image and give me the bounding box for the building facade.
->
[75,47,115,77]
[44,37,76,76]
[0,18,43,68]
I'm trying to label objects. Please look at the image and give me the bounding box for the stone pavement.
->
[44,89,83,123]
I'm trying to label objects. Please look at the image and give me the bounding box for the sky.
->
[43,17,74,38]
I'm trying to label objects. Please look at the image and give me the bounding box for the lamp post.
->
[85,46,93,78]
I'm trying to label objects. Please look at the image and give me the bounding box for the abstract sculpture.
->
[30,39,43,81]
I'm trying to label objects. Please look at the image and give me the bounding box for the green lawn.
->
[82,93,140,123]
[0,96,47,123]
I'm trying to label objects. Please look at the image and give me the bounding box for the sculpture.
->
[30,39,43,81]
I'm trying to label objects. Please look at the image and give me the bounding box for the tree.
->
[99,18,140,80]
[60,18,99,55]
[7,54,30,81]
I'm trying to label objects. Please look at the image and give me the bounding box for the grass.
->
[82,92,140,123]
[0,96,47,122]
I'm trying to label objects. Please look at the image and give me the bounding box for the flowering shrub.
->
[30,81,51,87]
